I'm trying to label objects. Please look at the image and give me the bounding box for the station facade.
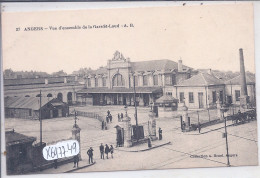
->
[76,51,195,106]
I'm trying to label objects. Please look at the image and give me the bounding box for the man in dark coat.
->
[87,147,94,164]
[73,154,79,168]
[158,128,162,140]
[101,120,105,130]
[99,143,104,160]
[109,114,112,122]
[107,110,110,116]
[105,144,110,159]
[106,115,109,123]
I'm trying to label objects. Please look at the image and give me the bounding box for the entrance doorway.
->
[123,95,126,105]
[198,92,204,108]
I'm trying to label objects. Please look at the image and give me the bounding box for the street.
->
[5,105,258,173]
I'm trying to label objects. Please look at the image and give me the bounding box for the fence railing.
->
[75,111,104,122]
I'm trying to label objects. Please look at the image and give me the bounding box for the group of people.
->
[100,143,114,159]
[86,144,114,164]
[101,110,113,130]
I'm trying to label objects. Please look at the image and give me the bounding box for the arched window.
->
[67,92,73,105]
[57,93,63,101]
[112,74,125,87]
[153,75,158,86]
[102,78,106,87]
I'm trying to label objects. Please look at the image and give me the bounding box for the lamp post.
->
[124,105,128,117]
[220,104,230,167]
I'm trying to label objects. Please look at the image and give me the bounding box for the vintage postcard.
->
[1,2,258,176]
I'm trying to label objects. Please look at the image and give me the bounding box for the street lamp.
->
[124,105,128,117]
[220,104,230,167]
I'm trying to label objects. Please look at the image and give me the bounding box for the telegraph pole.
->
[39,90,42,146]
[222,108,230,166]
[133,75,138,126]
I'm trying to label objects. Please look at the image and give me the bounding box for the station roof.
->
[77,87,163,94]
[176,72,224,87]
[4,96,65,110]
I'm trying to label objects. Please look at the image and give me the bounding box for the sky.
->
[2,3,255,74]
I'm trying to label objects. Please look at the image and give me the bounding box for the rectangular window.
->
[212,91,217,103]
[143,75,148,86]
[235,90,240,101]
[29,109,32,116]
[189,92,194,103]
[153,75,158,85]
[180,92,184,102]
[219,90,223,103]
[166,92,172,96]
[87,78,91,87]
[165,75,172,85]
[172,74,176,85]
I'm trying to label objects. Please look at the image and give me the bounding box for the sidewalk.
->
[115,139,171,152]
[35,159,95,174]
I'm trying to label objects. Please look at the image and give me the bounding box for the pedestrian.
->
[121,113,124,119]
[105,144,110,159]
[73,154,79,168]
[87,147,94,164]
[53,159,58,169]
[198,122,201,133]
[100,143,104,160]
[107,110,110,116]
[106,115,109,123]
[158,128,162,140]
[110,145,114,159]
[118,113,120,121]
[148,137,152,148]
[102,120,104,130]
[182,121,186,131]
[109,114,113,123]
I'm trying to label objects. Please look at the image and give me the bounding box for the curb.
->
[64,162,96,173]
[185,123,235,135]
[115,141,171,152]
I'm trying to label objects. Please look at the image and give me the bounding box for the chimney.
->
[239,48,248,107]
[45,79,48,84]
[64,77,67,83]
[178,60,183,72]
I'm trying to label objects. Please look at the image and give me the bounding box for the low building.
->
[225,74,256,107]
[5,97,69,119]
[6,130,36,174]
[4,75,83,105]
[175,72,225,109]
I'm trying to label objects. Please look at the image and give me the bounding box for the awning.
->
[155,95,178,104]
[77,87,163,94]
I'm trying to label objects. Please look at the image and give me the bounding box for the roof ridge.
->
[201,73,208,85]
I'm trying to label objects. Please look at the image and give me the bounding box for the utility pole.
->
[39,90,42,146]
[133,75,138,126]
[223,109,230,166]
